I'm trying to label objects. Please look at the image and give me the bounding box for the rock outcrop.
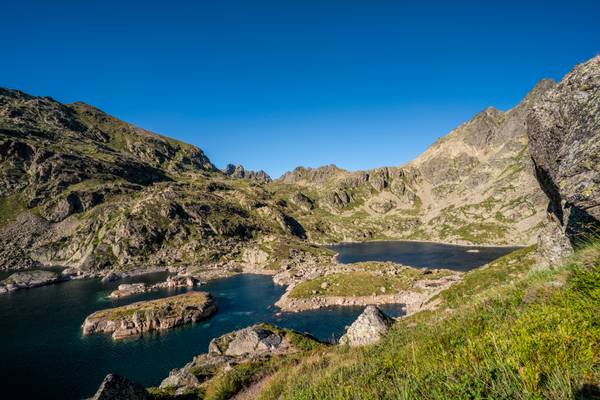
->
[0,270,62,294]
[527,55,600,264]
[82,292,216,339]
[107,275,200,298]
[91,374,149,400]
[223,163,272,183]
[208,325,294,357]
[340,305,394,346]
[108,283,149,299]
[158,324,322,394]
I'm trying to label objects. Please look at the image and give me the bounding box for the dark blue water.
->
[330,240,521,271]
[0,273,404,399]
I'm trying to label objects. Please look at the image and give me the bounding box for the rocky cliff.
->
[528,55,600,264]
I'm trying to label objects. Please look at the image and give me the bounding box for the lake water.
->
[330,240,521,271]
[0,241,518,399]
[0,273,404,399]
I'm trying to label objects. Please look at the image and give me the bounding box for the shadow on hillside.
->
[574,383,600,400]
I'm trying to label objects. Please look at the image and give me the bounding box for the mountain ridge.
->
[0,67,575,273]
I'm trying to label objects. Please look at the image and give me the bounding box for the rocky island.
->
[274,261,461,313]
[82,292,217,339]
[0,270,63,294]
[107,275,200,299]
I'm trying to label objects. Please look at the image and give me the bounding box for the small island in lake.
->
[82,292,217,340]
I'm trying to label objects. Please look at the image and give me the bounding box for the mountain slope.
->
[0,89,319,272]
[270,80,554,245]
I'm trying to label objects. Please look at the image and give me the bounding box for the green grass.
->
[90,292,210,321]
[289,265,450,299]
[0,194,26,227]
[256,240,600,399]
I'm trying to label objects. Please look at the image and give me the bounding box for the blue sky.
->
[2,1,599,177]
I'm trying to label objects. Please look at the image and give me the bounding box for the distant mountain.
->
[3,56,597,274]
[0,89,313,272]
[223,163,272,183]
[271,80,555,245]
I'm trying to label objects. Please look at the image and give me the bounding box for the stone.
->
[102,271,121,283]
[108,283,148,299]
[339,305,394,346]
[91,374,149,400]
[0,270,62,294]
[208,325,287,357]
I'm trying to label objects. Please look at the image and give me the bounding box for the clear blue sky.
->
[2,1,599,177]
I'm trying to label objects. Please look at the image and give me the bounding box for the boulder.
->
[291,192,315,211]
[0,270,62,294]
[208,325,288,357]
[91,374,149,400]
[340,305,394,346]
[102,271,121,283]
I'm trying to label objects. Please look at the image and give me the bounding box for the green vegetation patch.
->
[91,292,210,321]
[0,194,26,227]
[256,241,600,400]
[289,265,450,299]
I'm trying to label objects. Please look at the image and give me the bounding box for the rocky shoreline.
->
[82,291,217,340]
[0,270,65,294]
[274,276,459,313]
[107,275,200,299]
[272,260,461,313]
[92,305,395,398]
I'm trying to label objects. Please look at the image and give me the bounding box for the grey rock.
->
[91,374,149,400]
[528,55,600,260]
[223,163,272,183]
[209,325,287,357]
[0,270,61,294]
[340,305,394,346]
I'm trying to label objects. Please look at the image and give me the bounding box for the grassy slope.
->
[289,264,452,299]
[255,241,600,399]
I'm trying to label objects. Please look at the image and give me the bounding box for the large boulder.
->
[0,270,62,294]
[527,55,600,263]
[340,305,394,346]
[159,324,322,393]
[91,374,149,400]
[208,325,289,357]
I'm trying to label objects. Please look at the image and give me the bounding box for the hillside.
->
[1,57,597,277]
[179,54,600,400]
[0,89,320,274]
[270,81,554,246]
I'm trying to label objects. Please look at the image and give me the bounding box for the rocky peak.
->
[279,164,347,185]
[223,163,272,183]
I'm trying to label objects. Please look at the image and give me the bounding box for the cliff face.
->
[528,56,600,264]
